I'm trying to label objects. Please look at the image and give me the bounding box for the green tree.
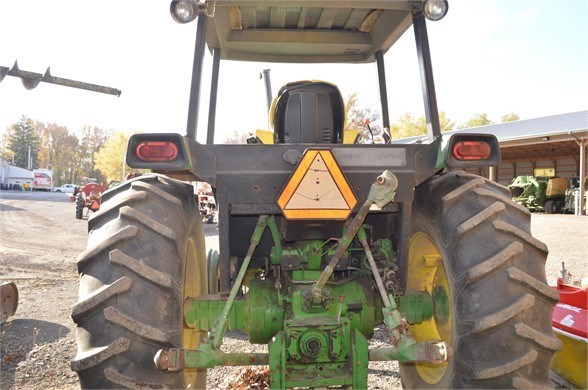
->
[391,112,426,139]
[459,113,493,129]
[7,116,40,169]
[501,112,520,123]
[390,111,455,140]
[76,126,111,181]
[438,111,456,132]
[95,131,134,182]
[0,128,12,161]
[35,122,79,186]
[415,111,456,134]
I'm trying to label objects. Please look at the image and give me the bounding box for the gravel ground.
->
[532,213,588,285]
[1,190,586,389]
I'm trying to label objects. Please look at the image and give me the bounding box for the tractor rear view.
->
[71,1,559,388]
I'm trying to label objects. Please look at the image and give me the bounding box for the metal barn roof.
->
[453,111,587,162]
[452,110,588,142]
[394,110,587,162]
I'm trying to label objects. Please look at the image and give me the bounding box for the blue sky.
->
[0,1,586,143]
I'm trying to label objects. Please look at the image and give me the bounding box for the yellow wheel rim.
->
[183,235,204,387]
[407,232,453,384]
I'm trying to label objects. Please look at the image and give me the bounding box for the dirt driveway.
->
[0,191,585,389]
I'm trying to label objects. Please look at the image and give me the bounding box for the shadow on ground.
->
[1,318,70,386]
[0,204,25,212]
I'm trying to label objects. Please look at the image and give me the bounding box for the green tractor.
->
[70,1,559,388]
[509,175,570,213]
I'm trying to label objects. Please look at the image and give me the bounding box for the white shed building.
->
[6,164,33,189]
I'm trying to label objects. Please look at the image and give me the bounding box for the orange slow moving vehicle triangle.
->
[277,149,357,220]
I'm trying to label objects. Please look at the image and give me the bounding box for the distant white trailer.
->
[32,169,53,192]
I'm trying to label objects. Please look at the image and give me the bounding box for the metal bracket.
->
[312,171,398,300]
[153,348,183,372]
[154,346,269,371]
[369,340,452,364]
[208,215,269,349]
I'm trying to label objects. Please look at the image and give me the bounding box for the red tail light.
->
[136,141,179,162]
[452,141,491,161]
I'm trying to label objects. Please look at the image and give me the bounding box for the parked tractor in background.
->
[71,1,559,389]
[509,175,570,213]
[564,176,587,214]
[72,178,106,219]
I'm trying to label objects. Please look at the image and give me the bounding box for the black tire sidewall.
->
[544,200,554,214]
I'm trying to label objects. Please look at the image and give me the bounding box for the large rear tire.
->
[544,199,555,214]
[553,199,564,214]
[75,196,84,219]
[71,174,208,389]
[400,171,560,389]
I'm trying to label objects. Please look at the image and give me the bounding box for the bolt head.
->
[153,349,169,370]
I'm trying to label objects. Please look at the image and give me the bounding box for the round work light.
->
[170,0,199,24]
[423,0,449,21]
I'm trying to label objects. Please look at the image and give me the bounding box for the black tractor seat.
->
[272,81,345,144]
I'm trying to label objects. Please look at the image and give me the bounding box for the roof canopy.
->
[204,0,414,63]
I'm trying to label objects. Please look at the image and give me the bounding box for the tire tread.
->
[131,180,183,208]
[109,249,173,289]
[71,337,131,371]
[119,206,176,241]
[104,306,171,343]
[506,267,560,303]
[472,350,538,380]
[467,242,523,283]
[89,191,147,225]
[441,178,485,210]
[493,220,548,254]
[514,323,562,351]
[77,225,139,270]
[71,276,133,319]
[104,367,170,389]
[472,294,535,333]
[456,202,505,236]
